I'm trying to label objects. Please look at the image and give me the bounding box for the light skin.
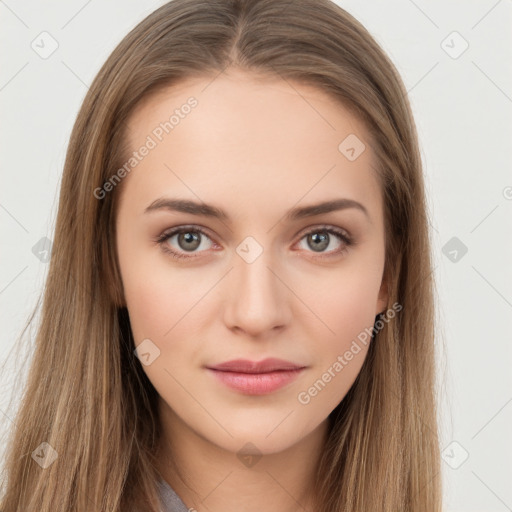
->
[115,68,388,511]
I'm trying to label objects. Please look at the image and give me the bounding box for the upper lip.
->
[206,358,306,374]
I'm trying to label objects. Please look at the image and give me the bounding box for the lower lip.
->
[206,368,305,395]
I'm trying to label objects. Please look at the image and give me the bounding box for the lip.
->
[206,357,305,373]
[205,358,307,395]
[206,368,305,395]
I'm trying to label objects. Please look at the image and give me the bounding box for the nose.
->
[222,245,291,337]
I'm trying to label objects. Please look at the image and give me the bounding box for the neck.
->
[155,398,329,512]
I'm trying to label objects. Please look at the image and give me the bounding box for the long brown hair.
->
[0,0,443,510]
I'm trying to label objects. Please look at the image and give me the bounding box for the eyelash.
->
[154,224,353,261]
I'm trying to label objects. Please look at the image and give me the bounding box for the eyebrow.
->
[144,197,370,222]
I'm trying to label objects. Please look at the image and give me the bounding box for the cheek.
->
[299,261,382,343]
[122,267,198,343]
[293,274,378,419]
[291,257,382,410]
[116,225,200,342]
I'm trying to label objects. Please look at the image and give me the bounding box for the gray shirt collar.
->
[157,477,190,512]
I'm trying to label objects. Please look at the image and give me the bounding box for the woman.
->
[0,0,442,510]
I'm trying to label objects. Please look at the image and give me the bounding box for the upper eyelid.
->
[159,223,351,246]
[160,224,217,243]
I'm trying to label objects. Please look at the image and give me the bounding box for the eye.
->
[295,225,353,258]
[155,224,353,261]
[155,226,216,260]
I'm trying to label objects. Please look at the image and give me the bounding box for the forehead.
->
[120,70,382,223]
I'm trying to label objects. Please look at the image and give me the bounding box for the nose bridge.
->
[224,235,288,334]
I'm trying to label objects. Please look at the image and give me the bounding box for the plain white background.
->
[1,1,511,510]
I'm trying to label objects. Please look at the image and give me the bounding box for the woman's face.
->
[116,69,388,456]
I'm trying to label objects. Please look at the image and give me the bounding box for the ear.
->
[110,277,127,308]
[103,257,127,308]
[375,274,388,316]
